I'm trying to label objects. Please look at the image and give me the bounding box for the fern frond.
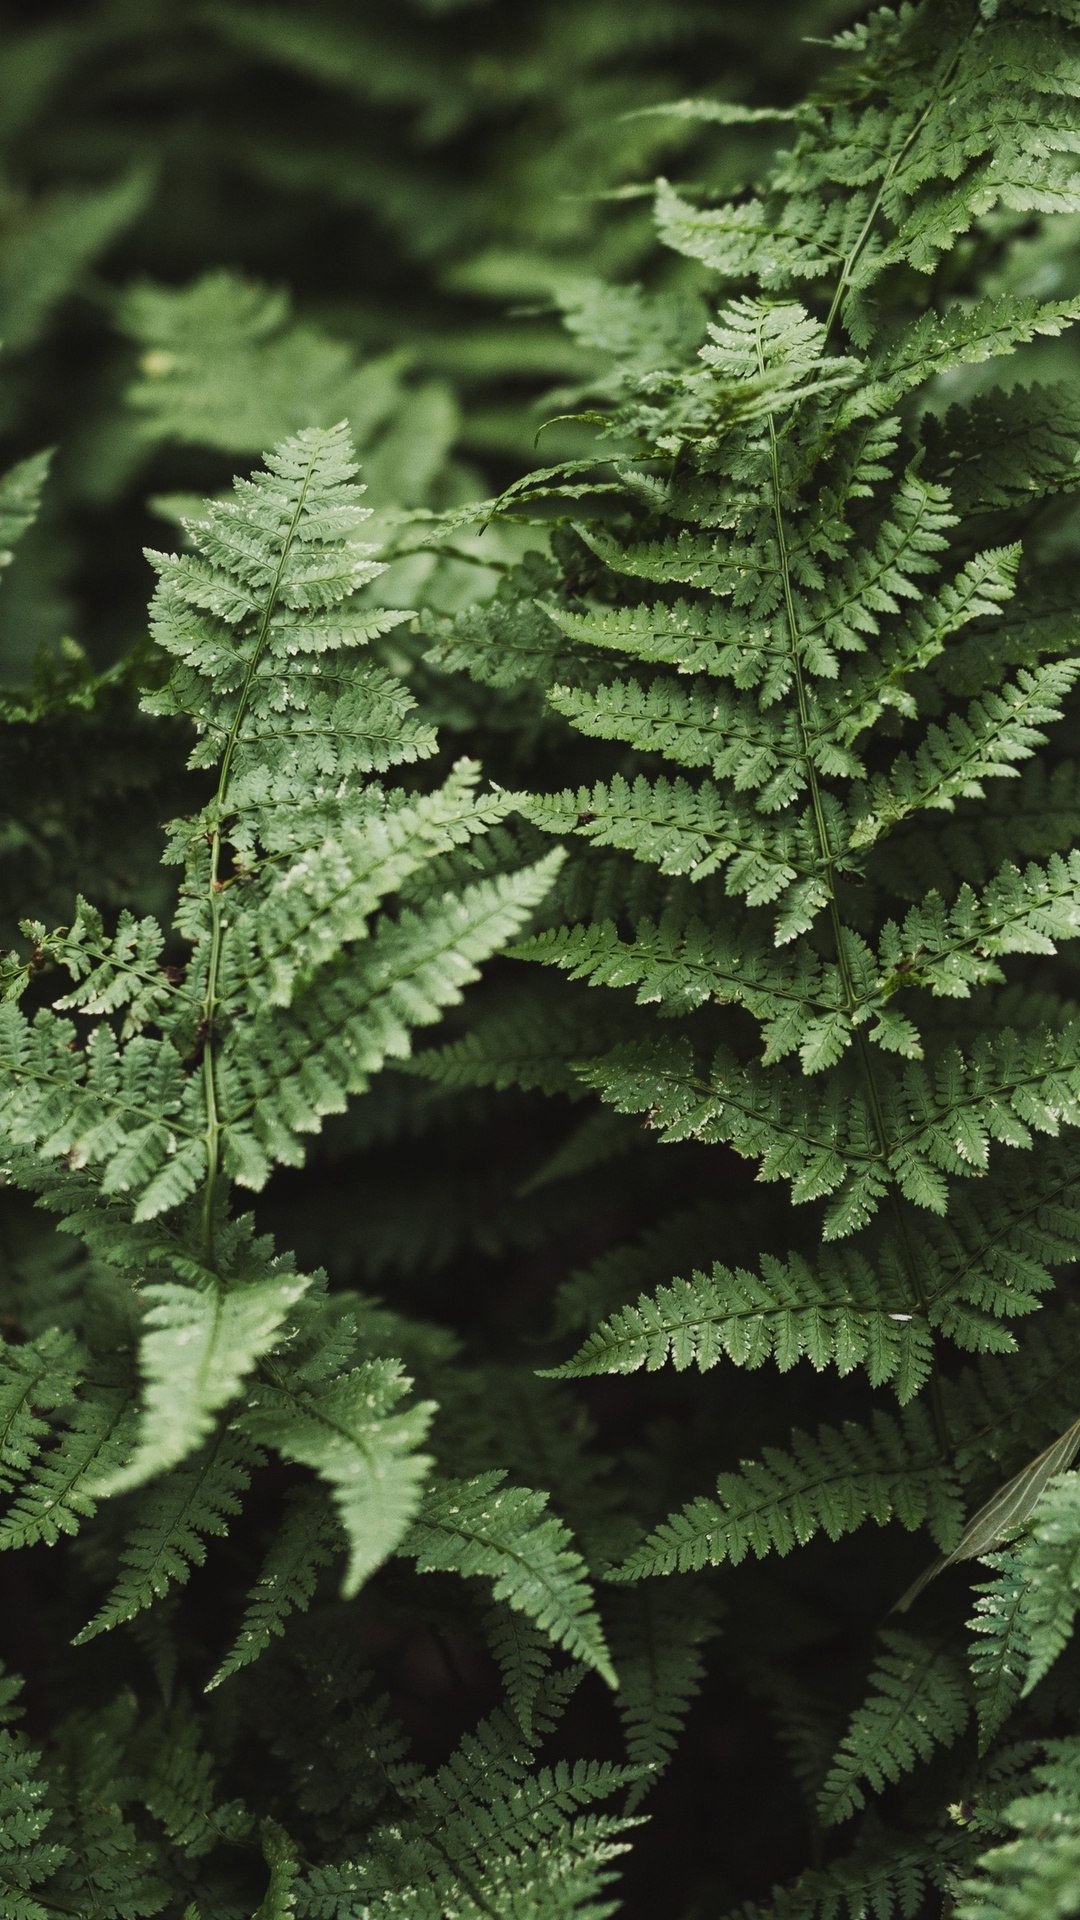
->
[1,424,557,1223]
[253,1822,300,1920]
[0,449,51,577]
[73,1430,259,1642]
[217,853,564,1193]
[615,1408,960,1580]
[817,1629,970,1826]
[402,1472,615,1686]
[547,1250,932,1401]
[0,1724,68,1919]
[121,270,407,456]
[956,1736,1080,1920]
[42,1699,166,1919]
[208,1484,338,1690]
[0,1377,137,1551]
[608,1582,720,1808]
[134,1700,251,1857]
[969,1551,1035,1754]
[0,1328,81,1495]
[725,1829,958,1920]
[303,1681,640,1920]
[241,1356,434,1597]
[850,662,1080,851]
[92,1272,309,1496]
[483,1603,553,1741]
[967,1470,1080,1739]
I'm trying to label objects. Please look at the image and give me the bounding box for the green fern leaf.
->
[956,1736,1080,1920]
[968,1551,1034,1754]
[207,1484,338,1690]
[482,1603,553,1741]
[547,1251,933,1400]
[0,1725,68,1919]
[241,1357,434,1597]
[402,1472,615,1686]
[92,1274,309,1497]
[608,1583,720,1808]
[966,1471,1080,1733]
[0,1378,138,1552]
[0,449,51,576]
[0,1329,81,1495]
[818,1629,970,1826]
[73,1430,259,1642]
[121,270,407,456]
[616,1410,960,1579]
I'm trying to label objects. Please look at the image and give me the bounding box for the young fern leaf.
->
[0,422,556,1610]
[0,422,557,1227]
[402,1472,616,1687]
[817,1629,970,1827]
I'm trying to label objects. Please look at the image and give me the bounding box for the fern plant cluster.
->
[6,0,1080,1916]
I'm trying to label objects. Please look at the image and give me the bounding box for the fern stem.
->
[199,443,324,1265]
[763,365,950,1455]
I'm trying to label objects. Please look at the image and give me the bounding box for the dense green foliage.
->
[7,0,1080,1916]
